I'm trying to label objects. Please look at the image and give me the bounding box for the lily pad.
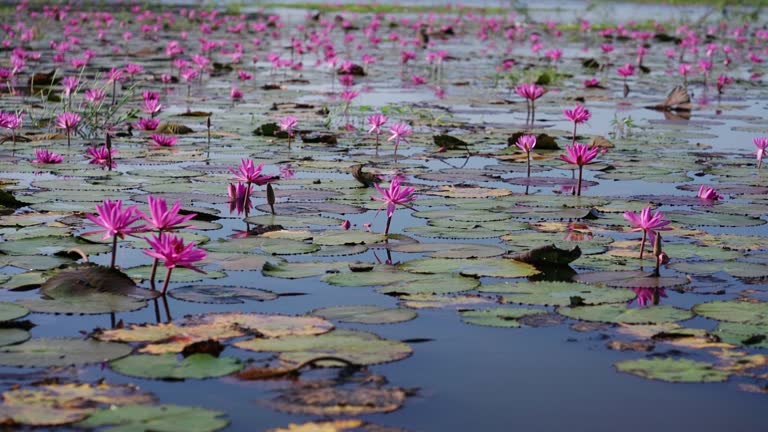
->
[557,304,693,324]
[0,302,29,322]
[313,230,386,246]
[377,274,480,295]
[264,386,407,416]
[614,358,730,383]
[309,305,417,324]
[76,404,229,432]
[186,312,334,338]
[399,257,539,278]
[693,300,768,324]
[169,285,278,304]
[482,281,635,306]
[0,338,131,367]
[460,307,547,328]
[234,329,412,366]
[110,354,243,380]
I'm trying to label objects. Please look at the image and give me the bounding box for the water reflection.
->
[629,287,667,307]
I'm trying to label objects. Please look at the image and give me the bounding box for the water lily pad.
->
[0,338,131,367]
[124,266,225,283]
[19,294,148,315]
[110,354,243,380]
[400,257,539,278]
[0,329,30,347]
[460,307,546,328]
[399,293,496,309]
[169,285,278,304]
[263,260,355,279]
[558,304,693,324]
[670,261,768,279]
[309,305,417,324]
[96,322,245,354]
[264,385,407,416]
[614,358,730,383]
[574,271,690,289]
[482,281,634,306]
[0,302,29,322]
[234,329,411,366]
[187,312,334,338]
[668,211,765,227]
[715,322,768,348]
[377,274,480,295]
[313,230,386,246]
[76,404,228,432]
[693,300,768,324]
[390,242,506,258]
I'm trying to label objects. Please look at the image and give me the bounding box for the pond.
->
[0,1,767,431]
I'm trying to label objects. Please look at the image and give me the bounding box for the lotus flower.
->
[143,233,206,294]
[55,112,80,147]
[388,122,412,160]
[372,176,416,235]
[697,185,722,202]
[85,200,142,268]
[564,104,591,144]
[560,142,600,196]
[515,134,536,178]
[755,137,768,169]
[623,206,672,259]
[515,83,545,124]
[367,113,388,148]
[32,148,63,164]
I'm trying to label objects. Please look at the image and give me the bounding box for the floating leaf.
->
[309,305,417,324]
[574,271,689,289]
[110,354,242,380]
[399,257,539,278]
[399,293,495,309]
[76,404,228,432]
[377,274,480,295]
[263,261,355,279]
[264,386,406,416]
[670,261,768,279]
[19,294,148,315]
[0,329,29,347]
[693,300,768,324]
[235,329,411,366]
[482,281,634,306]
[460,307,546,328]
[96,322,245,354]
[313,230,386,246]
[558,304,693,324]
[186,312,334,338]
[715,322,768,349]
[0,338,131,367]
[0,302,29,322]
[614,358,730,383]
[169,285,278,304]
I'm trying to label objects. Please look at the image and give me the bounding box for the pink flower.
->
[600,44,614,54]
[515,134,536,152]
[411,74,426,85]
[678,63,692,77]
[388,122,412,156]
[227,182,252,215]
[84,88,106,104]
[631,288,667,307]
[55,112,80,131]
[717,75,733,94]
[143,233,206,272]
[0,112,22,130]
[237,70,252,81]
[150,134,177,147]
[61,76,79,97]
[515,83,544,101]
[564,104,591,124]
[755,137,768,169]
[32,148,63,164]
[559,142,599,167]
[279,164,294,179]
[367,114,388,135]
[142,98,162,116]
[278,116,297,136]
[135,118,160,131]
[139,195,196,231]
[623,206,673,259]
[617,63,635,78]
[124,63,144,77]
[228,159,274,185]
[340,89,359,103]
[85,199,142,241]
[86,144,117,169]
[545,48,562,62]
[697,185,722,202]
[372,177,416,235]
[230,87,243,101]
[341,220,351,230]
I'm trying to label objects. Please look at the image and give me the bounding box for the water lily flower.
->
[136,118,160,131]
[367,113,388,148]
[85,199,142,268]
[84,88,106,104]
[0,111,23,145]
[697,185,722,202]
[142,98,162,117]
[279,164,294,179]
[279,116,297,146]
[32,148,63,164]
[230,87,243,101]
[584,78,602,88]
[515,83,545,124]
[559,142,600,196]
[341,220,351,230]
[143,233,206,294]
[228,159,274,186]
[86,144,117,169]
[372,176,416,235]
[388,122,412,160]
[139,195,196,232]
[515,134,536,178]
[755,137,768,169]
[55,112,80,147]
[564,104,591,144]
[623,206,672,259]
[150,134,177,147]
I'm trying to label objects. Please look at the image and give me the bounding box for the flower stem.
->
[639,231,647,260]
[161,267,173,295]
[526,152,531,178]
[149,258,159,290]
[384,215,392,236]
[110,236,117,268]
[572,123,577,145]
[576,165,583,196]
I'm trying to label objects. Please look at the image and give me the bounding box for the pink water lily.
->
[560,142,600,196]
[139,195,196,232]
[697,185,722,202]
[55,112,80,147]
[755,137,768,169]
[136,118,160,131]
[623,206,672,259]
[228,158,275,186]
[86,144,117,169]
[150,134,177,147]
[515,83,545,124]
[388,122,412,160]
[515,134,536,178]
[564,104,591,144]
[85,199,142,268]
[367,113,388,148]
[279,116,297,146]
[32,148,63,164]
[143,233,207,294]
[372,176,416,235]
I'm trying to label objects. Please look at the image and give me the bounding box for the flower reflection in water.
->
[630,288,667,307]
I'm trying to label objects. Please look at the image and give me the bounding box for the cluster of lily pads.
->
[0,1,767,431]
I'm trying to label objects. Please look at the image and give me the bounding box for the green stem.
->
[639,231,647,260]
[576,165,583,196]
[110,236,117,268]
[161,267,173,295]
[384,215,392,236]
[149,258,159,290]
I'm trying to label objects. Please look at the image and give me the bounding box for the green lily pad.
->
[399,293,496,309]
[377,274,481,295]
[715,322,768,349]
[389,242,506,258]
[615,358,730,383]
[168,285,278,304]
[263,261,356,279]
[312,230,386,246]
[19,294,148,315]
[124,266,225,284]
[558,304,693,324]
[0,236,111,256]
[110,354,243,380]
[0,329,30,347]
[482,281,635,306]
[76,404,229,432]
[668,211,765,227]
[0,338,131,367]
[309,305,417,324]
[670,261,768,279]
[460,307,547,328]
[399,257,539,278]
[234,329,411,366]
[0,302,29,322]
[693,300,768,324]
